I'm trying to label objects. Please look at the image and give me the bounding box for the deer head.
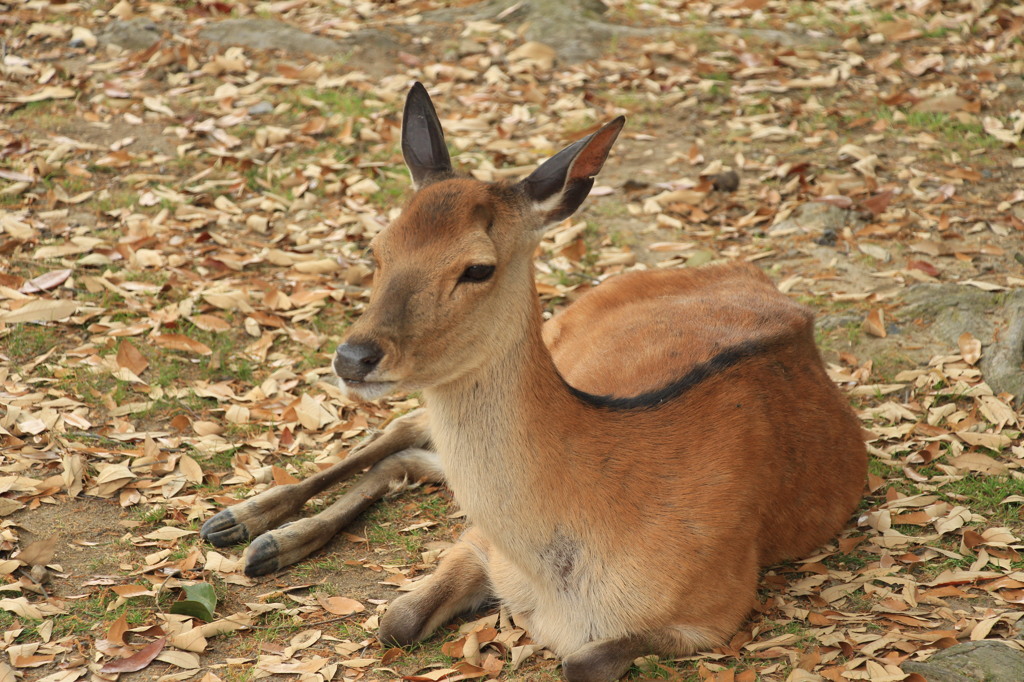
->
[334,83,624,401]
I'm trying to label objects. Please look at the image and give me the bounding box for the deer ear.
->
[402,82,453,190]
[519,116,625,225]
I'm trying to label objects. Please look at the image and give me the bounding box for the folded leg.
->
[244,447,443,575]
[562,626,717,682]
[201,408,431,547]
[379,526,493,646]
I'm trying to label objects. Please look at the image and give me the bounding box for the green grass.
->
[166,536,205,562]
[62,367,136,406]
[415,493,451,519]
[2,323,59,362]
[365,521,424,559]
[6,99,76,123]
[867,106,1001,149]
[867,456,921,497]
[824,552,869,571]
[136,505,169,525]
[291,556,347,582]
[6,591,156,644]
[360,492,452,560]
[921,26,952,39]
[940,474,1024,524]
[629,657,679,679]
[296,86,374,118]
[369,169,408,208]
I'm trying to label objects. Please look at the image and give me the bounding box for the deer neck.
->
[423,279,575,541]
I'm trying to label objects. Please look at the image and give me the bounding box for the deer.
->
[202,82,867,682]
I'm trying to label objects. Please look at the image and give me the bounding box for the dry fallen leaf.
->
[116,339,149,376]
[317,595,365,616]
[7,86,76,103]
[103,614,131,646]
[100,638,166,673]
[0,299,78,323]
[958,332,982,366]
[16,537,58,567]
[864,308,887,338]
[153,334,213,356]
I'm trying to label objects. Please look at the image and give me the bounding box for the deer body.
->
[291,84,865,681]
[416,261,863,661]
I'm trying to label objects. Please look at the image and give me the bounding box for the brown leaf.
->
[190,314,232,332]
[0,272,26,289]
[12,653,54,667]
[0,299,78,323]
[117,339,149,376]
[907,259,940,278]
[316,595,365,615]
[170,414,192,432]
[839,536,866,553]
[8,86,76,103]
[19,268,72,293]
[949,451,1008,475]
[105,614,131,646]
[861,190,893,217]
[876,19,921,41]
[958,332,981,365]
[153,334,212,356]
[179,454,204,484]
[946,167,982,182]
[864,309,887,338]
[17,536,59,567]
[110,584,154,598]
[271,466,300,486]
[910,94,976,114]
[100,637,166,673]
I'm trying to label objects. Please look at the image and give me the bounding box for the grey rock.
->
[984,291,1024,402]
[424,0,836,63]
[99,18,162,51]
[901,284,1024,401]
[902,284,996,347]
[248,101,275,116]
[902,640,1024,682]
[768,202,854,237]
[197,19,407,73]
[816,313,861,332]
[815,227,838,246]
[339,28,405,70]
[198,18,343,55]
[900,663,971,682]
[711,170,740,193]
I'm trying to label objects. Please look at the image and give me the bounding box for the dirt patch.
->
[14,497,130,581]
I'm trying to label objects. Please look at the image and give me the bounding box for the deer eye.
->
[459,264,495,283]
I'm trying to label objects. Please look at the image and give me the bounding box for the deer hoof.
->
[200,509,251,547]
[378,604,426,648]
[243,533,283,576]
[561,642,636,682]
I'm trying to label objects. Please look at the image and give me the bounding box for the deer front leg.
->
[561,628,710,682]
[243,447,444,576]
[379,527,493,646]
[201,409,430,547]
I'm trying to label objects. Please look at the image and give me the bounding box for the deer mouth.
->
[336,377,398,402]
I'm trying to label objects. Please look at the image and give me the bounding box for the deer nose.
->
[334,341,383,381]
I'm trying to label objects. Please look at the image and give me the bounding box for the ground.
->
[1,1,1024,681]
